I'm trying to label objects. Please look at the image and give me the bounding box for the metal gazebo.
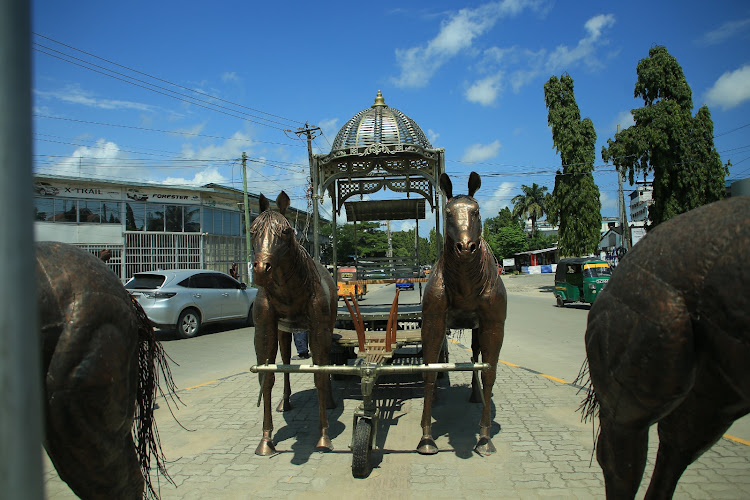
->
[311,90,445,268]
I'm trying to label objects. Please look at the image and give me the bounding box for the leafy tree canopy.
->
[544,74,601,257]
[511,183,549,236]
[601,46,726,227]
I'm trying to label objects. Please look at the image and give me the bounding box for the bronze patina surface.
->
[581,196,750,499]
[251,191,338,455]
[418,172,508,455]
[37,241,171,499]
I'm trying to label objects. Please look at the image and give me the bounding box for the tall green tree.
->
[511,183,549,236]
[601,46,726,227]
[544,74,601,257]
[484,207,524,235]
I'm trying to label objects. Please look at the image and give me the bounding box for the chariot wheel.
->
[351,418,374,478]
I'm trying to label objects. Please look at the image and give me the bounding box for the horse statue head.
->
[250,191,296,287]
[441,171,482,259]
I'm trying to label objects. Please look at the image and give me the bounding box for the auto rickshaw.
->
[337,266,366,300]
[554,257,612,307]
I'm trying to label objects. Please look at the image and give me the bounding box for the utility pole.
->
[294,123,321,262]
[1,0,44,496]
[615,125,631,251]
[386,220,393,258]
[241,152,252,282]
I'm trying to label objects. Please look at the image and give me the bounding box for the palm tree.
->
[511,183,549,236]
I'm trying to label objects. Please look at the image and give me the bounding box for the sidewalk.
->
[44,338,750,499]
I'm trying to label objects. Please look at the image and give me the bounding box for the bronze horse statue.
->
[37,241,173,499]
[580,196,750,499]
[418,171,508,455]
[251,191,337,455]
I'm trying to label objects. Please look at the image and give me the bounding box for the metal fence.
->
[75,233,248,283]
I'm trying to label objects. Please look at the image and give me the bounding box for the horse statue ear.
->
[439,173,453,200]
[276,191,291,216]
[468,171,481,198]
[259,194,270,212]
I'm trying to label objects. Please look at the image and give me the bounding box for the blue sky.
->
[32,1,750,234]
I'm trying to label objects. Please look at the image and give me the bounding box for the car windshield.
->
[125,273,167,289]
[583,263,612,278]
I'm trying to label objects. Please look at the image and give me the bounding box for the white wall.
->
[34,222,122,245]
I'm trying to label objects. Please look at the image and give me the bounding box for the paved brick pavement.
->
[44,337,750,499]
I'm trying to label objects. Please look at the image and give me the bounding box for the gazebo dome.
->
[330,90,433,151]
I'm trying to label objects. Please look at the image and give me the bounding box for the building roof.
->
[330,91,433,152]
[344,199,426,222]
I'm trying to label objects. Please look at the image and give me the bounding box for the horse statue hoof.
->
[276,398,292,412]
[255,436,276,456]
[417,436,439,455]
[315,435,333,452]
[474,436,496,455]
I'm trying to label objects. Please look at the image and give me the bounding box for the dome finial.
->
[372,90,386,107]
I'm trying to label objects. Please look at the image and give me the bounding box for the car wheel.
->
[556,296,565,308]
[246,304,254,327]
[177,308,201,338]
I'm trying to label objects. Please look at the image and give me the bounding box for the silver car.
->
[125,269,257,338]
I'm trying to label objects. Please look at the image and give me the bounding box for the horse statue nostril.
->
[264,263,271,273]
[456,243,464,252]
[469,243,477,253]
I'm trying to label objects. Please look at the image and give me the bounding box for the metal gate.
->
[124,232,203,279]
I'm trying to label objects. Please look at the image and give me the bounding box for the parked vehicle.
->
[553,257,612,307]
[125,269,257,338]
[337,266,366,300]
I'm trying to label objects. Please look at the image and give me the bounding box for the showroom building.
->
[33,173,323,283]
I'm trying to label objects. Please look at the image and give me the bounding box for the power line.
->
[34,33,305,128]
[34,114,307,148]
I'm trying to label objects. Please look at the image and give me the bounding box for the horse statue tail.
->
[130,295,178,499]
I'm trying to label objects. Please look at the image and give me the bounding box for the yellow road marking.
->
[500,360,519,367]
[541,374,568,384]
[185,380,218,390]
[724,434,750,446]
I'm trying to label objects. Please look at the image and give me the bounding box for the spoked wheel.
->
[351,418,374,478]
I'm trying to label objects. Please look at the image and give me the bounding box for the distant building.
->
[629,185,653,223]
[33,174,326,283]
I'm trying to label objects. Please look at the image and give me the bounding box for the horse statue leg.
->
[474,323,503,455]
[310,325,334,451]
[469,327,482,403]
[254,299,279,456]
[645,363,749,499]
[417,314,446,455]
[276,330,293,412]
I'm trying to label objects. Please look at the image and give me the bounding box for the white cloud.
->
[52,139,145,179]
[698,18,750,46]
[610,110,635,132]
[481,182,516,219]
[221,71,240,83]
[545,14,615,73]
[161,167,228,187]
[317,118,340,151]
[599,190,617,213]
[465,74,503,106]
[427,128,440,146]
[180,130,251,161]
[705,64,750,110]
[461,140,502,162]
[36,85,155,112]
[391,1,540,88]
